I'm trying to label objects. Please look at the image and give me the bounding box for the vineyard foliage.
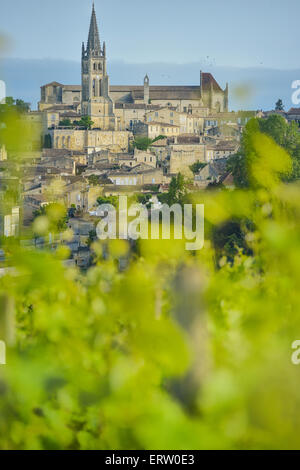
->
[1,112,300,449]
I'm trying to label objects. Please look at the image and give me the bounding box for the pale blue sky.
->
[0,0,299,69]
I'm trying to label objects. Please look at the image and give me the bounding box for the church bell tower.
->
[81,3,115,130]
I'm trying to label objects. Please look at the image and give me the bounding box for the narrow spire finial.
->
[87,2,101,55]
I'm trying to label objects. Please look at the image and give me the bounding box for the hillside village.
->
[1,4,298,268]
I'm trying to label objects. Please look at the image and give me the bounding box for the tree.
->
[161,173,189,206]
[227,115,300,187]
[189,161,207,175]
[59,118,72,127]
[137,193,152,208]
[87,229,97,246]
[226,150,249,188]
[151,135,166,144]
[133,136,153,151]
[88,175,101,186]
[0,97,30,114]
[5,96,15,106]
[133,135,167,151]
[43,134,52,149]
[15,99,30,113]
[78,115,94,130]
[33,203,68,233]
[275,99,284,111]
[97,195,119,207]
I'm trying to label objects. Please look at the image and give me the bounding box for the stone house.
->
[205,140,239,161]
[107,163,164,186]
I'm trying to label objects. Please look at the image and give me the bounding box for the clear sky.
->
[0,0,299,69]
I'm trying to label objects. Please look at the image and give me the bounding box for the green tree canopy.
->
[157,173,189,206]
[0,97,30,114]
[43,134,52,149]
[133,136,153,151]
[189,161,207,175]
[97,195,119,208]
[78,116,94,130]
[59,118,72,127]
[133,135,167,151]
[275,99,284,111]
[33,203,68,233]
[227,115,300,187]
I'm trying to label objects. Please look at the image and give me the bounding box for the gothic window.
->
[62,136,65,148]
[98,63,102,71]
[93,63,97,71]
[67,136,71,148]
[99,79,102,96]
[56,136,59,148]
[93,79,96,97]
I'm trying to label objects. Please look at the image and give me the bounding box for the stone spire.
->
[87,3,101,55]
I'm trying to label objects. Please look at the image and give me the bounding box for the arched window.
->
[62,136,65,148]
[55,136,59,148]
[93,79,96,97]
[99,79,102,96]
[67,136,71,148]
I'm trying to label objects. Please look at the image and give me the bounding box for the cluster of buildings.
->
[33,5,249,180]
[0,4,264,265]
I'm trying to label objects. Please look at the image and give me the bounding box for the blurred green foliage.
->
[33,203,68,235]
[227,115,300,186]
[1,109,300,450]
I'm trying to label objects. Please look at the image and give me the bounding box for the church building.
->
[39,4,229,152]
[81,4,115,130]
